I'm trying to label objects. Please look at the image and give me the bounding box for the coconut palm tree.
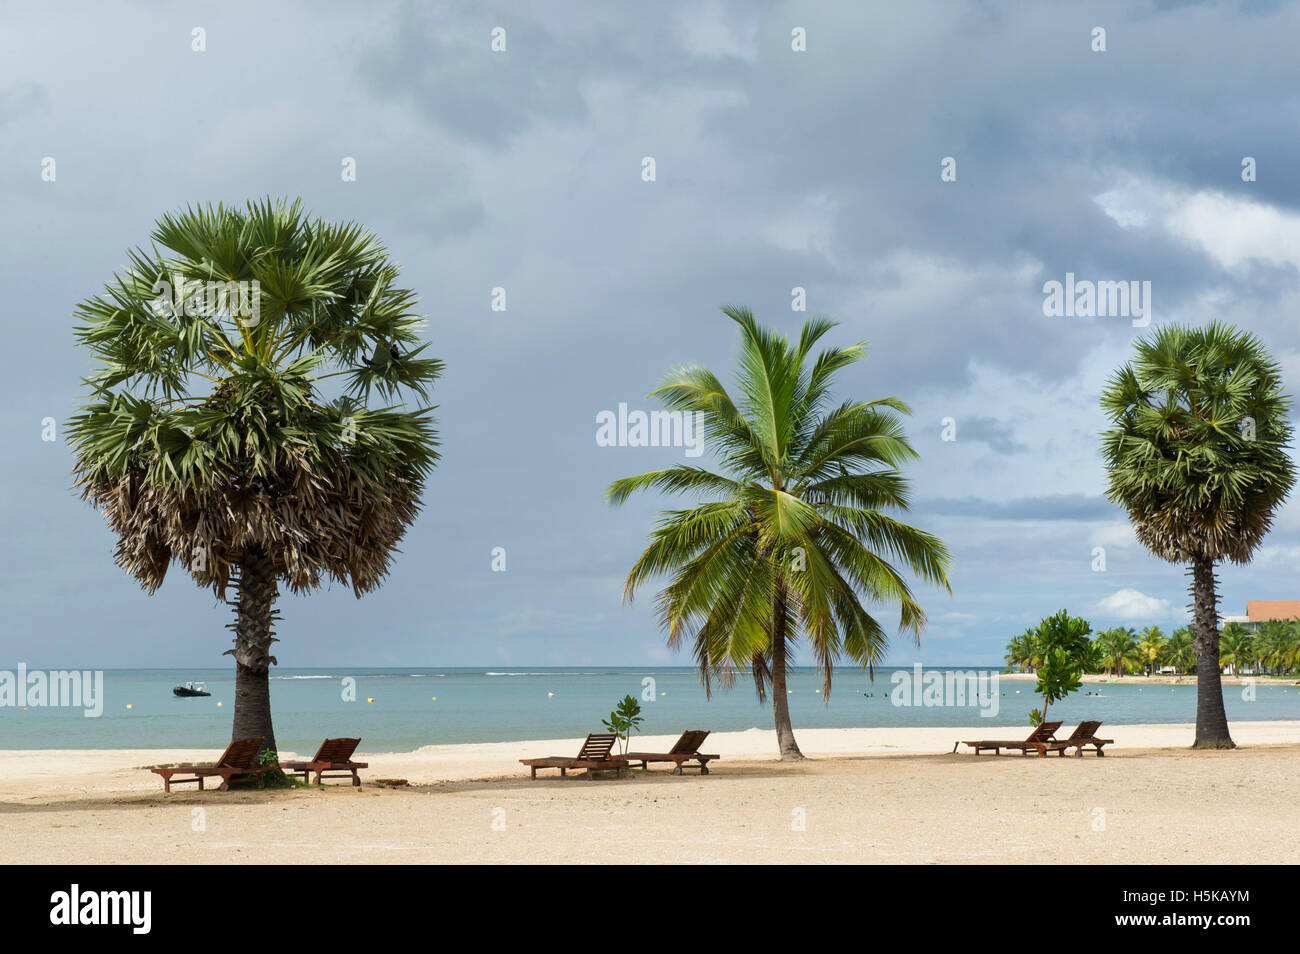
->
[608,307,951,759]
[1081,636,1106,675]
[1254,621,1281,675]
[1165,627,1195,675]
[69,199,441,757]
[1217,622,1253,676]
[1257,619,1300,675]
[1278,625,1300,675]
[1098,627,1141,677]
[1004,629,1038,672]
[1138,625,1167,676]
[1100,323,1294,748]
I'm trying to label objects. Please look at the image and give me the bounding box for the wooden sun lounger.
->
[625,729,719,775]
[953,721,1062,758]
[1045,721,1113,757]
[281,737,369,785]
[149,737,271,793]
[520,732,630,779]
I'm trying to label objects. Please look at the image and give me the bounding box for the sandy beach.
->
[3,721,1298,864]
[999,672,1299,686]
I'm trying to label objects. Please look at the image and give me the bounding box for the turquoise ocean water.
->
[1,666,1297,751]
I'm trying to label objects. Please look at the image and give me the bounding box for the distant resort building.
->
[1220,600,1300,633]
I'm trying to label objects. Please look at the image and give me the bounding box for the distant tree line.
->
[1005,617,1300,678]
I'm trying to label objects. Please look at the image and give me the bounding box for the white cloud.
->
[1094,182,1155,229]
[1250,545,1300,570]
[1094,176,1300,273]
[1094,588,1174,621]
[1089,521,1135,550]
[1166,190,1300,271]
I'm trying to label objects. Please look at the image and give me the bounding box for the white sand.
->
[3,722,1298,864]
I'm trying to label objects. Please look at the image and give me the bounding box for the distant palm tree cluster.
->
[1005,621,1300,678]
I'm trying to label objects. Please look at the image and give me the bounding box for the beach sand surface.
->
[2,722,1297,864]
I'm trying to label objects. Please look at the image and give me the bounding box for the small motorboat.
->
[173,681,211,697]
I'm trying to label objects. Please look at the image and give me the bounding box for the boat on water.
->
[173,681,211,697]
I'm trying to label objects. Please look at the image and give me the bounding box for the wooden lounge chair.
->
[625,730,720,775]
[281,737,369,785]
[520,733,630,779]
[1045,721,1113,757]
[953,721,1063,758]
[149,737,271,793]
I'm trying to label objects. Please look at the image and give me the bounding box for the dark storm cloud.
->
[358,1,770,148]
[4,0,1300,668]
[948,415,1026,455]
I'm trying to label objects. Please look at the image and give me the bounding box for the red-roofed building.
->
[1221,601,1300,633]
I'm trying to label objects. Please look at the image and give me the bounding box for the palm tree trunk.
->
[1189,557,1234,749]
[771,587,804,760]
[227,547,279,757]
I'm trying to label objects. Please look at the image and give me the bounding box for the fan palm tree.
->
[1100,323,1294,748]
[69,199,441,757]
[1098,627,1141,677]
[1217,622,1253,676]
[608,308,951,759]
[1165,627,1195,675]
[1137,625,1167,675]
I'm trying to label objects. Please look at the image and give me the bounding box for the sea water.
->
[0,667,1296,751]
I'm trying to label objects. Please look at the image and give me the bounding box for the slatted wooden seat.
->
[520,732,630,779]
[625,730,720,775]
[149,737,271,793]
[281,737,369,785]
[1044,721,1113,757]
[953,721,1063,758]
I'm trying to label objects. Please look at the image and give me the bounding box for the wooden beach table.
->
[149,737,271,793]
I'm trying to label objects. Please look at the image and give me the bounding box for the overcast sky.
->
[4,0,1300,669]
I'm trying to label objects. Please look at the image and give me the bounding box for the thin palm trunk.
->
[1190,557,1234,749]
[771,587,804,760]
[229,547,279,757]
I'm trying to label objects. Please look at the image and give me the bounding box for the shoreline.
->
[4,719,1299,794]
[999,671,1299,685]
